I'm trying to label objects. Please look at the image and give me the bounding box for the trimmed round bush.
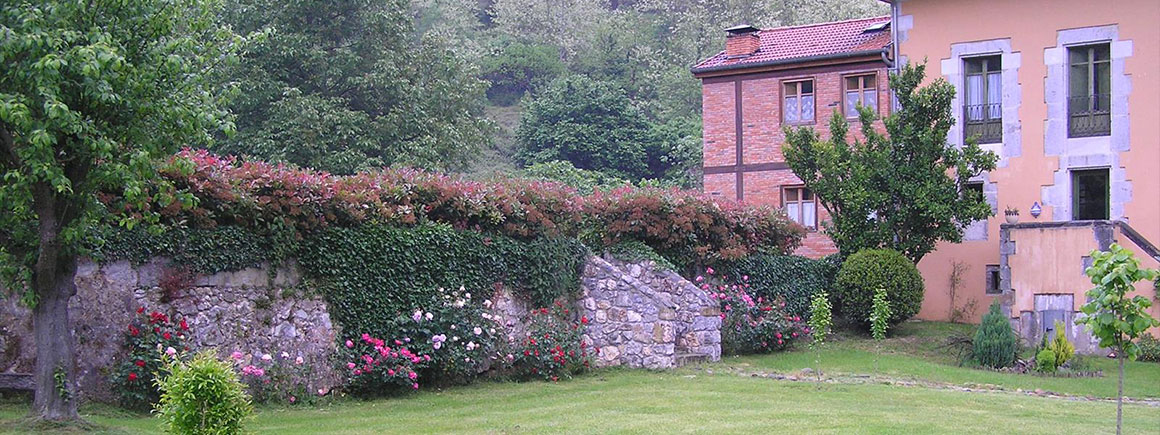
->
[833,249,924,325]
[155,351,252,435]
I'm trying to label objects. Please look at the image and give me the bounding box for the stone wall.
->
[1,258,340,401]
[578,255,721,369]
[1,255,721,399]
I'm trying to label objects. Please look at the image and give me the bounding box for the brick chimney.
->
[724,24,760,58]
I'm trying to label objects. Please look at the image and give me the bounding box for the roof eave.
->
[690,48,889,77]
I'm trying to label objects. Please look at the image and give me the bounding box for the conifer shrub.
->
[833,249,923,326]
[973,301,1018,369]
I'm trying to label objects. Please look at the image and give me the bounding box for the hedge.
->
[833,249,924,325]
[105,149,802,269]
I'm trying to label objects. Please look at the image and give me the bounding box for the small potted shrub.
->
[1004,206,1019,224]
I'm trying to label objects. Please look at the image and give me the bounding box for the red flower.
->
[179,319,189,331]
[163,332,172,340]
[137,306,145,314]
[135,360,146,367]
[580,316,589,325]
[128,372,138,381]
[129,326,140,336]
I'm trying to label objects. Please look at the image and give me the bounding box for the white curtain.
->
[786,203,801,225]
[845,91,859,115]
[803,201,816,228]
[784,96,799,122]
[987,72,1002,119]
[801,95,814,121]
[863,90,877,111]
[966,75,984,120]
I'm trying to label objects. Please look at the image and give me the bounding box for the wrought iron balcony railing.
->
[1068,94,1111,137]
[963,103,1002,144]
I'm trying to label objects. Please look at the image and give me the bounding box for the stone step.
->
[674,353,710,366]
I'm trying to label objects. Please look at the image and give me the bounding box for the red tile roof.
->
[691,16,891,75]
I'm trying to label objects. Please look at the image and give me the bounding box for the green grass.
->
[731,321,1160,399]
[3,321,1158,433]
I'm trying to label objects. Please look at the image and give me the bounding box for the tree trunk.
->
[30,184,80,422]
[1116,348,1124,435]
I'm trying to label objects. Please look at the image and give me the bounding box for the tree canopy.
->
[212,0,493,175]
[1,0,243,420]
[784,63,998,263]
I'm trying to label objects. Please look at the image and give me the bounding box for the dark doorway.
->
[1072,168,1109,220]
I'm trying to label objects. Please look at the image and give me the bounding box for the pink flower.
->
[412,310,423,322]
[347,362,357,369]
[345,340,354,348]
[231,351,244,360]
[742,275,749,281]
[695,275,704,282]
[289,396,296,403]
[412,383,419,390]
[281,351,290,359]
[408,371,417,380]
[261,353,272,361]
[295,356,304,365]
[387,369,395,376]
[473,327,482,335]
[706,267,715,275]
[317,388,327,396]
[353,369,362,376]
[165,347,177,356]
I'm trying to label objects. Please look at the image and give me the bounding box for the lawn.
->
[3,321,1158,434]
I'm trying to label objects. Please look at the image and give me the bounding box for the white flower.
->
[450,324,457,330]
[465,292,471,300]
[489,328,496,334]
[452,336,459,342]
[425,312,433,320]
[483,300,492,308]
[482,313,492,320]
[281,351,290,359]
[466,341,476,350]
[473,327,482,336]
[261,353,272,361]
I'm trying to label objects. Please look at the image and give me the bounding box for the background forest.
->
[212,0,886,188]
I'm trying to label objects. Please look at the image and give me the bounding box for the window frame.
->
[1066,43,1112,137]
[985,264,1001,295]
[842,73,879,119]
[962,55,1003,144]
[781,78,816,125]
[781,185,819,230]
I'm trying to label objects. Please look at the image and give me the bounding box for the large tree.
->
[784,63,998,263]
[0,0,241,420]
[214,0,493,175]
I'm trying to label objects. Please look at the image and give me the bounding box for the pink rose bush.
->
[229,349,313,404]
[700,269,807,355]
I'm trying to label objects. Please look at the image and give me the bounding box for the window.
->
[964,182,984,201]
[1068,44,1111,137]
[1071,168,1109,220]
[844,74,878,117]
[963,182,987,240]
[985,265,1001,295]
[783,80,815,124]
[963,56,1002,144]
[783,186,817,229]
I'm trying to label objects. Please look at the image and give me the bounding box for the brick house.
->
[691,17,894,258]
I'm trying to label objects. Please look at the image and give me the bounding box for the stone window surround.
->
[963,172,998,241]
[1041,25,1133,222]
[940,38,1024,169]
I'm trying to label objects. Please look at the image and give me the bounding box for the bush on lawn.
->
[155,351,253,435]
[1035,349,1057,373]
[1137,334,1160,363]
[973,300,1018,368]
[723,253,840,321]
[833,249,923,326]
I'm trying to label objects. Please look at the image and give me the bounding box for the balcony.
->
[1067,94,1111,137]
[962,103,1002,144]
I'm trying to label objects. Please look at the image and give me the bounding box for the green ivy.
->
[722,254,840,320]
[87,225,295,275]
[604,240,677,272]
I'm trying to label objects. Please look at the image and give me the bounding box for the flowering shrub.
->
[110,307,191,410]
[338,332,431,395]
[510,303,595,381]
[698,269,807,355]
[228,350,312,404]
[389,287,503,386]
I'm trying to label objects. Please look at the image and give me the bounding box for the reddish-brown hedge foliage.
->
[125,149,802,264]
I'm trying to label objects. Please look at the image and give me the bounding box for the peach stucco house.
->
[695,0,1160,352]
